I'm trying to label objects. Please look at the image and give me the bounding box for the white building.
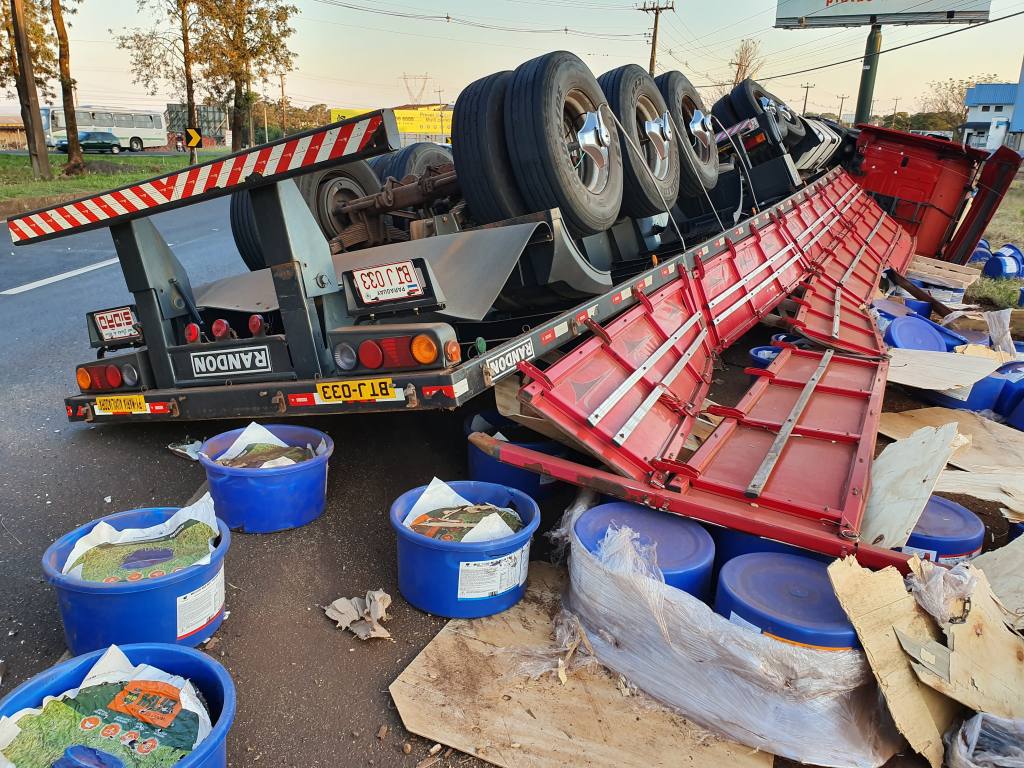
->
[962,59,1024,152]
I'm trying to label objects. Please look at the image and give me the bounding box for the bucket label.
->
[176,567,225,640]
[457,542,530,600]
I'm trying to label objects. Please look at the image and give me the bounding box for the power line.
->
[694,10,1024,87]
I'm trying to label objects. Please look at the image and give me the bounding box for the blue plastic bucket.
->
[199,424,333,533]
[983,253,1021,280]
[904,298,932,316]
[1008,397,1024,431]
[389,480,540,619]
[0,643,235,768]
[901,496,984,564]
[748,345,781,368]
[968,245,992,264]
[1011,522,1024,541]
[883,315,948,351]
[978,238,991,251]
[42,508,230,656]
[997,243,1024,267]
[995,362,1024,417]
[714,552,858,650]
[573,502,715,600]
[922,374,1006,412]
[710,527,829,571]
[465,411,566,499]
[770,333,811,349]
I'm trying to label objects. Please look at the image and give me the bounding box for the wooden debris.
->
[969,537,1024,630]
[390,563,771,768]
[828,557,957,768]
[933,470,1024,518]
[878,408,1024,473]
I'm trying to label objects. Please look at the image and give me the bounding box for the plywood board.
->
[861,424,959,549]
[950,308,1024,336]
[906,256,981,291]
[973,537,1024,629]
[878,408,1024,473]
[933,470,1024,516]
[828,558,957,768]
[886,349,999,392]
[390,563,772,768]
[898,564,1024,720]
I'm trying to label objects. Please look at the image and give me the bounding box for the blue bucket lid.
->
[574,503,714,578]
[969,246,991,263]
[884,316,947,351]
[717,552,857,649]
[909,496,984,551]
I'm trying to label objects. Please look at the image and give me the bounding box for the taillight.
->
[76,367,92,390]
[379,336,416,368]
[743,132,767,151]
[358,339,384,369]
[211,318,232,340]
[444,339,461,364]
[411,334,438,365]
[333,343,357,370]
[184,322,201,344]
[104,364,123,388]
[248,314,266,336]
[120,363,139,387]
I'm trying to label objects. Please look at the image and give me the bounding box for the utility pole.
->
[854,24,882,125]
[11,0,51,179]
[890,97,901,128]
[800,82,815,115]
[639,2,674,76]
[262,101,268,143]
[836,94,848,124]
[435,87,445,138]
[279,72,287,136]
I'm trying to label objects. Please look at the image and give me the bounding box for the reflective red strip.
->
[357,116,382,150]
[109,190,138,214]
[300,131,327,166]
[422,385,456,399]
[251,146,272,176]
[148,402,171,414]
[180,167,202,199]
[288,393,315,407]
[277,138,301,168]
[326,123,357,160]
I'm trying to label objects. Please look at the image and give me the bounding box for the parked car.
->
[56,131,123,154]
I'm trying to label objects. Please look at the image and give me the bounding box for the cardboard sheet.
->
[972,537,1024,630]
[390,563,772,768]
[933,470,1024,517]
[828,558,957,768]
[885,349,999,392]
[878,408,1024,473]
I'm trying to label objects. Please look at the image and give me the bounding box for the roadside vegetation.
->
[984,178,1024,248]
[0,151,224,205]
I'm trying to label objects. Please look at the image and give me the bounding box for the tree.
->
[115,0,201,162]
[879,111,912,131]
[195,0,295,151]
[730,39,764,87]
[4,0,53,177]
[920,73,1000,133]
[0,0,55,99]
[49,0,82,174]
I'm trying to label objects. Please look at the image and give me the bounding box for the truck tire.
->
[711,94,740,129]
[730,79,788,143]
[385,142,452,182]
[504,50,623,236]
[452,71,527,224]
[367,152,396,182]
[772,98,807,148]
[655,70,719,195]
[229,160,382,270]
[597,64,680,218]
[230,190,265,272]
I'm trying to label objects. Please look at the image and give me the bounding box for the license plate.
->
[316,378,399,403]
[352,261,423,304]
[92,306,139,342]
[95,394,147,413]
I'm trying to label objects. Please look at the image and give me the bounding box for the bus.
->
[41,105,167,151]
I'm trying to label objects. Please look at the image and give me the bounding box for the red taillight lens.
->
[743,132,767,151]
[248,314,265,336]
[211,319,231,340]
[379,336,416,368]
[358,339,384,369]
[104,364,122,388]
[444,339,461,364]
[184,323,201,344]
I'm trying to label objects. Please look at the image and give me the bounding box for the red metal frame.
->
[944,145,1023,265]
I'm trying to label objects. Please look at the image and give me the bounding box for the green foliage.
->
[0,0,57,99]
[965,276,1024,310]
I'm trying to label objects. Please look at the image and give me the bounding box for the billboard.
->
[775,0,991,28]
[330,106,451,134]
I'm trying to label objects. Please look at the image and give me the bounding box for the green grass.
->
[0,150,227,202]
[965,275,1024,309]
[984,178,1024,249]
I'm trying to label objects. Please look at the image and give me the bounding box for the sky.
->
[5,0,1024,119]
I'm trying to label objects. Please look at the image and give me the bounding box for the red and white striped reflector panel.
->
[8,111,392,244]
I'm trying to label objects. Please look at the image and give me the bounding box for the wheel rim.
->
[317,172,372,237]
[563,89,610,195]
[635,94,672,181]
[680,95,715,167]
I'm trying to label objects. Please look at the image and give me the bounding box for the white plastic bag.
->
[946,713,1024,768]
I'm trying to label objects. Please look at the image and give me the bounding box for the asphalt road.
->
[0,200,493,767]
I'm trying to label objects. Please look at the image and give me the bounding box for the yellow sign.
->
[95,394,147,414]
[316,378,399,403]
[186,127,202,148]
[330,106,451,135]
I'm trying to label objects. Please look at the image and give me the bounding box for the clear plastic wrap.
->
[906,559,977,625]
[946,713,1024,768]
[567,525,901,768]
